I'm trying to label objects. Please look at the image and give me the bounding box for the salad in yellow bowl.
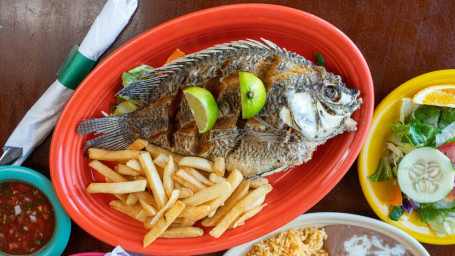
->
[359,69,455,244]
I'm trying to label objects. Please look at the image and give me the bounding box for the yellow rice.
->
[245,227,328,256]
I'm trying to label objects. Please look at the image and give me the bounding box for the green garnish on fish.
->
[314,52,325,66]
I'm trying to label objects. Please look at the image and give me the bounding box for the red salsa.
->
[0,182,55,255]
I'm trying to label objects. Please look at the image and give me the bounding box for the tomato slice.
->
[438,142,455,164]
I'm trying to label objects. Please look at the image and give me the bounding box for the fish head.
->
[281,79,361,140]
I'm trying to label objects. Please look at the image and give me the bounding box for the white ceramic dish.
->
[224,212,429,256]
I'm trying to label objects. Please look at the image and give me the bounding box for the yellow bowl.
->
[358,69,455,245]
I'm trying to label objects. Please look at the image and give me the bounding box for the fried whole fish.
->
[77,39,362,177]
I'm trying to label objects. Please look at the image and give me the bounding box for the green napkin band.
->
[57,45,96,90]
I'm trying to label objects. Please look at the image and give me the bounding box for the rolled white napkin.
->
[3,0,138,165]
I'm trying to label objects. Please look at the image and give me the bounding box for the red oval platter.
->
[50,4,374,255]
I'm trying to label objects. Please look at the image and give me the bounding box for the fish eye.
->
[323,84,341,101]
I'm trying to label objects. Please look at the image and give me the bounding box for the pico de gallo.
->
[0,182,55,255]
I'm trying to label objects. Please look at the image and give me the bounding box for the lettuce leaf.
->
[113,64,154,113]
[414,105,441,127]
[435,122,455,147]
[427,215,449,237]
[400,98,419,123]
[369,157,394,182]
[403,122,439,147]
[427,215,455,237]
[433,199,455,210]
[390,123,410,136]
[121,64,154,87]
[441,108,455,124]
[416,205,445,222]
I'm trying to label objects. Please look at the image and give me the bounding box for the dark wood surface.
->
[1,0,454,255]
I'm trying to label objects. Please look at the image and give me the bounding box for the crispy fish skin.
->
[77,39,362,177]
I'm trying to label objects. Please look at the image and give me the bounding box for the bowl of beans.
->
[0,165,71,255]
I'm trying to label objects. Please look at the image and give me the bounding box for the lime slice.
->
[239,72,266,119]
[113,101,139,115]
[183,87,218,133]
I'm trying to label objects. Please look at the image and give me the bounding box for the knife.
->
[0,0,137,166]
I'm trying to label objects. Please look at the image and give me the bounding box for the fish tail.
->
[77,116,134,150]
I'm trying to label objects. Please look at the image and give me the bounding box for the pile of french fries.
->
[85,139,272,247]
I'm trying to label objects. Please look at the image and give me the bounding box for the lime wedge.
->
[113,101,139,115]
[239,72,266,119]
[183,87,218,133]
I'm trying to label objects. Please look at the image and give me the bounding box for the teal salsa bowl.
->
[0,166,71,256]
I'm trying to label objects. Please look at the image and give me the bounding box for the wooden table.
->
[1,0,454,255]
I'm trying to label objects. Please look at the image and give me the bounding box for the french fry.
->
[210,184,273,238]
[231,203,268,229]
[136,209,150,222]
[135,191,157,206]
[127,138,149,150]
[179,205,211,220]
[202,182,249,227]
[172,175,198,192]
[89,160,127,182]
[209,173,226,183]
[86,145,275,247]
[109,200,146,222]
[126,193,139,205]
[249,177,269,188]
[174,181,183,189]
[213,157,226,176]
[182,181,231,207]
[173,169,207,192]
[178,157,214,172]
[143,201,185,247]
[155,165,165,179]
[181,217,196,227]
[154,153,169,169]
[149,190,180,226]
[201,170,244,226]
[88,148,141,161]
[126,159,144,174]
[207,209,216,218]
[145,143,183,162]
[183,167,215,187]
[163,155,175,198]
[114,193,128,203]
[138,151,168,209]
[246,195,265,212]
[117,164,141,176]
[159,227,204,238]
[139,197,157,216]
[144,216,154,230]
[171,217,184,226]
[178,187,193,199]
[87,180,147,194]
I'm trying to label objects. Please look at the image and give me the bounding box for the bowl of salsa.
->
[0,165,71,255]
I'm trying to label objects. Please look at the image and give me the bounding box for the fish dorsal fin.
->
[116,39,298,103]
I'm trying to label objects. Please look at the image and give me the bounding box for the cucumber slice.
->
[397,147,455,203]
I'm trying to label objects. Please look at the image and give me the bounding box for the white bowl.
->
[224,212,429,256]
